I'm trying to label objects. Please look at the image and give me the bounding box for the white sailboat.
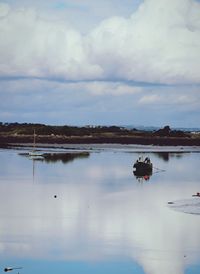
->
[28,129,43,158]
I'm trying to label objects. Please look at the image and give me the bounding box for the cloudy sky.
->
[0,0,200,127]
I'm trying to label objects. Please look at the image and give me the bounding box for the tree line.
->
[0,122,132,136]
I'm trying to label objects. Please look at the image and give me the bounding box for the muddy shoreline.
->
[0,134,200,148]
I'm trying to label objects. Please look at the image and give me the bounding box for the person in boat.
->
[144,157,150,164]
[136,157,142,163]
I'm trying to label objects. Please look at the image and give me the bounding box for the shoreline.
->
[1,141,200,154]
[2,142,200,152]
[2,143,200,153]
[0,134,200,148]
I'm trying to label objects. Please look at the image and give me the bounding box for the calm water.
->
[0,147,200,274]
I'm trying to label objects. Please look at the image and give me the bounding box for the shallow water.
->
[0,147,200,274]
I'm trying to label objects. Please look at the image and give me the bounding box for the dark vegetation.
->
[0,122,199,146]
[0,122,131,136]
[154,125,190,138]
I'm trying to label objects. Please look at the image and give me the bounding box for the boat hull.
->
[133,162,153,172]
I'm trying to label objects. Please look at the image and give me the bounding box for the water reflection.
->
[133,169,153,182]
[154,152,184,162]
[154,152,170,161]
[0,149,200,274]
[42,152,90,164]
[20,151,90,164]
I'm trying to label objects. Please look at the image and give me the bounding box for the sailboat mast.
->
[33,129,36,151]
[29,129,43,158]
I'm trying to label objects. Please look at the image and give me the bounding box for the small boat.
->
[28,130,43,158]
[192,192,200,197]
[133,157,153,172]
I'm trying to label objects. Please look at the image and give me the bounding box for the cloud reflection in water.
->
[0,150,200,274]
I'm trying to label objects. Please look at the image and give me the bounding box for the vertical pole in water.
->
[33,129,36,152]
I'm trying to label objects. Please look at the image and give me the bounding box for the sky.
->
[0,0,200,127]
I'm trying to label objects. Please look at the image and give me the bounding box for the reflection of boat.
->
[133,157,153,172]
[29,155,44,160]
[28,130,43,158]
[133,169,152,179]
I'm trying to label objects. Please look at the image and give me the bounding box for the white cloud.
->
[138,90,200,108]
[0,0,200,85]
[88,0,200,84]
[0,2,10,16]
[0,3,102,79]
[2,0,141,32]
[84,81,142,96]
[139,94,162,104]
[0,77,199,126]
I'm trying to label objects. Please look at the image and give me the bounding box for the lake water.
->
[0,146,200,274]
